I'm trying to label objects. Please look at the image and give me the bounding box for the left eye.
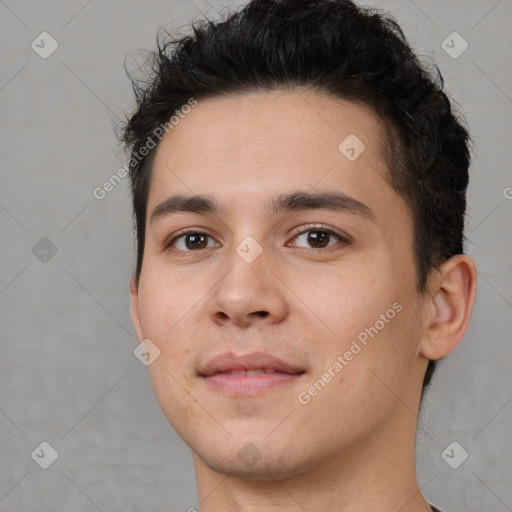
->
[288,228,345,250]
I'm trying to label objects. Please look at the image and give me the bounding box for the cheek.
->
[298,262,396,338]
[136,275,199,427]
[136,276,200,402]
[305,263,416,381]
[137,268,198,339]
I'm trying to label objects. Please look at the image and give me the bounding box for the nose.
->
[206,247,289,329]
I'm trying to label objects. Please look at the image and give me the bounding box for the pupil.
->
[186,233,207,250]
[308,231,329,248]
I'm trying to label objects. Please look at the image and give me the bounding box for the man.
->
[123,1,477,510]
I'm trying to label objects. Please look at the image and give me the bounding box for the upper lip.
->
[198,351,305,377]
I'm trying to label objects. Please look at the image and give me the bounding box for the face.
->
[130,89,431,480]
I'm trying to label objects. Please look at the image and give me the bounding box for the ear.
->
[419,254,477,360]
[130,275,144,342]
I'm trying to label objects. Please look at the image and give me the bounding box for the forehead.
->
[148,89,398,220]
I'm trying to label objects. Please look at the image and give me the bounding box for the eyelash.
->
[165,224,350,256]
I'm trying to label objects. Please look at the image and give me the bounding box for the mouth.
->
[216,369,290,375]
[198,352,306,396]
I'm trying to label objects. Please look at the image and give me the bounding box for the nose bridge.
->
[207,235,289,327]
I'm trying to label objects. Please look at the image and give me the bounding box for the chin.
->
[191,433,318,481]
[196,451,305,481]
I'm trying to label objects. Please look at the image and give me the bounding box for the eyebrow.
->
[149,190,375,225]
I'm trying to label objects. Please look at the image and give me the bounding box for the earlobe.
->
[129,275,143,341]
[419,254,477,361]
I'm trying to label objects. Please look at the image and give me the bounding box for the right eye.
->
[167,230,221,253]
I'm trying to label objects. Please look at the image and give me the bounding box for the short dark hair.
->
[120,0,472,392]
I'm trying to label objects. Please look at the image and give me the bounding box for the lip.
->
[198,351,306,397]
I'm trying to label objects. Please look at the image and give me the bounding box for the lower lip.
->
[202,372,304,396]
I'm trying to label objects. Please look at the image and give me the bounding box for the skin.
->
[129,89,477,512]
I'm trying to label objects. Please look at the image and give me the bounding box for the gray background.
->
[1,0,511,510]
